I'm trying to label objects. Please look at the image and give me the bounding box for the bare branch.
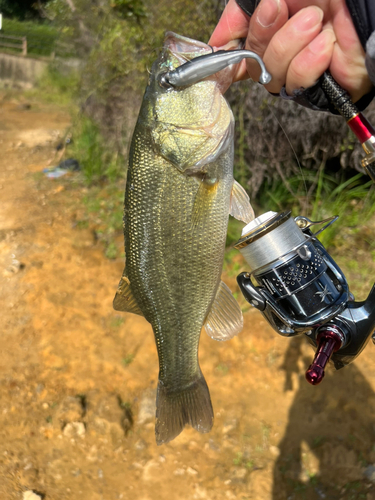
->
[35,0,54,21]
[63,0,95,50]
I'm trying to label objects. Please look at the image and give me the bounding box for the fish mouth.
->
[163,31,243,56]
[163,32,213,61]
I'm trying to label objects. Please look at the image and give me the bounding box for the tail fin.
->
[155,374,213,445]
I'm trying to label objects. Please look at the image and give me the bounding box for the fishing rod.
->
[235,72,375,385]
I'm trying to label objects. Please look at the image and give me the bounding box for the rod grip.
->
[320,71,358,120]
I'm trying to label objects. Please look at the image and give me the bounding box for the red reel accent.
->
[305,326,343,385]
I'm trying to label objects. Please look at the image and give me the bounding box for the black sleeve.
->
[345,0,375,49]
[235,0,259,17]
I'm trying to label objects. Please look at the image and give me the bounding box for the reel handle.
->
[305,325,343,385]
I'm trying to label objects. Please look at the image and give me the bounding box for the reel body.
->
[235,211,375,384]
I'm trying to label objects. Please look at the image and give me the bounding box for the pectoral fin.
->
[230,180,254,224]
[191,175,218,229]
[113,273,144,316]
[204,281,243,341]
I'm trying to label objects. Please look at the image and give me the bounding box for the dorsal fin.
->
[204,281,243,341]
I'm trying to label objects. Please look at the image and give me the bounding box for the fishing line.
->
[267,98,309,201]
[218,0,307,201]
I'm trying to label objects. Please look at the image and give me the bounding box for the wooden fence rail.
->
[0,34,27,56]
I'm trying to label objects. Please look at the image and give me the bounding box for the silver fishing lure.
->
[159,49,272,88]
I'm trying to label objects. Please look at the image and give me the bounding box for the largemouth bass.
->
[114,32,254,445]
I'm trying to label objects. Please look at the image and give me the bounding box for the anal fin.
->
[113,272,144,316]
[204,281,243,341]
[230,179,255,224]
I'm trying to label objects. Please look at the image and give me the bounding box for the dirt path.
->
[2,93,375,500]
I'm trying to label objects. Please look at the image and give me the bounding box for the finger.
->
[209,0,250,47]
[256,6,324,93]
[285,29,335,94]
[244,0,289,81]
[331,46,373,103]
[329,3,373,102]
[283,0,328,17]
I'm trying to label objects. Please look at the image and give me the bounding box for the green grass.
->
[71,117,125,185]
[308,171,375,246]
[77,183,124,260]
[25,64,80,106]
[215,363,229,375]
[221,171,375,297]
[105,241,118,260]
[223,248,242,277]
[64,115,126,260]
[226,216,245,247]
[341,481,367,500]
[82,185,124,230]
[1,18,57,57]
[312,436,325,448]
[256,170,375,248]
[122,354,134,366]
[233,452,255,470]
[110,316,125,328]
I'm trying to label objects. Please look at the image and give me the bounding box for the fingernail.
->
[256,0,280,28]
[309,29,335,55]
[294,6,323,32]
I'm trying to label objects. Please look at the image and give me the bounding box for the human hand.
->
[209,0,373,103]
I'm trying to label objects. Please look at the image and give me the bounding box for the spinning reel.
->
[235,210,375,385]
